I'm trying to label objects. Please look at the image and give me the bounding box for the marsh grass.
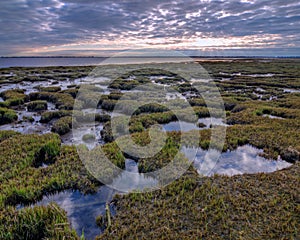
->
[0,89,28,107]
[0,107,18,125]
[98,163,300,239]
[0,60,300,239]
[27,100,48,112]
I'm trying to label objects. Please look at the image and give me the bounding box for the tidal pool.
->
[109,159,158,192]
[0,109,50,134]
[262,114,284,119]
[163,121,199,132]
[17,159,150,239]
[181,145,292,176]
[163,118,227,132]
[283,88,300,93]
[18,187,115,239]
[62,123,104,148]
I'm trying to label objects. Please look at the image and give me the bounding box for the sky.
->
[0,0,299,57]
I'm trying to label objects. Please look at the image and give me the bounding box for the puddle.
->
[181,145,291,176]
[109,159,158,192]
[0,78,83,95]
[247,73,274,77]
[253,92,263,99]
[218,72,274,78]
[283,88,300,93]
[197,117,227,128]
[165,92,186,100]
[16,158,154,239]
[162,118,227,132]
[0,121,50,135]
[255,87,266,92]
[47,102,57,111]
[163,121,199,132]
[268,96,277,101]
[263,114,284,119]
[0,109,50,134]
[62,123,104,148]
[0,107,52,134]
[149,76,174,81]
[17,187,115,240]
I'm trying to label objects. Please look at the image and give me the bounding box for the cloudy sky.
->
[0,0,299,56]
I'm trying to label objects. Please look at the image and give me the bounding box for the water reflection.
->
[181,145,291,176]
[18,159,157,239]
[163,121,199,132]
[163,118,227,132]
[283,88,300,93]
[262,114,284,120]
[26,187,114,240]
[109,159,158,192]
[197,117,227,128]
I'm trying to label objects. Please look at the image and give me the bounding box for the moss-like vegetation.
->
[29,91,76,110]
[82,133,96,142]
[3,203,78,239]
[27,100,48,111]
[61,88,78,98]
[40,110,72,123]
[0,130,20,142]
[0,89,28,107]
[98,163,300,239]
[1,59,300,239]
[0,133,105,239]
[39,86,61,92]
[51,116,73,135]
[0,107,18,125]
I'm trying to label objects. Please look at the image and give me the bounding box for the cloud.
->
[0,0,299,56]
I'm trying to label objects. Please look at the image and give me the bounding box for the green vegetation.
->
[40,110,72,123]
[0,60,299,239]
[51,116,73,135]
[4,203,78,239]
[0,89,28,107]
[27,100,48,111]
[39,86,61,92]
[0,133,99,239]
[82,133,96,142]
[29,91,76,110]
[61,88,78,98]
[0,107,18,125]
[98,163,299,239]
[0,130,20,142]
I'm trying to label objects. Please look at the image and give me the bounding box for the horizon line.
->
[1,56,300,59]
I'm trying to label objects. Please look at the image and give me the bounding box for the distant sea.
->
[0,57,109,68]
[0,56,196,68]
[1,56,298,68]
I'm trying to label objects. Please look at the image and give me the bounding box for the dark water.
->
[0,57,107,68]
[0,57,190,68]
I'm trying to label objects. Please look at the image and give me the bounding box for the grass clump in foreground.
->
[0,89,28,107]
[0,131,126,239]
[51,116,73,135]
[0,132,100,239]
[27,100,48,112]
[98,163,300,239]
[0,107,18,125]
[29,91,76,110]
[4,203,78,239]
[40,110,72,123]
